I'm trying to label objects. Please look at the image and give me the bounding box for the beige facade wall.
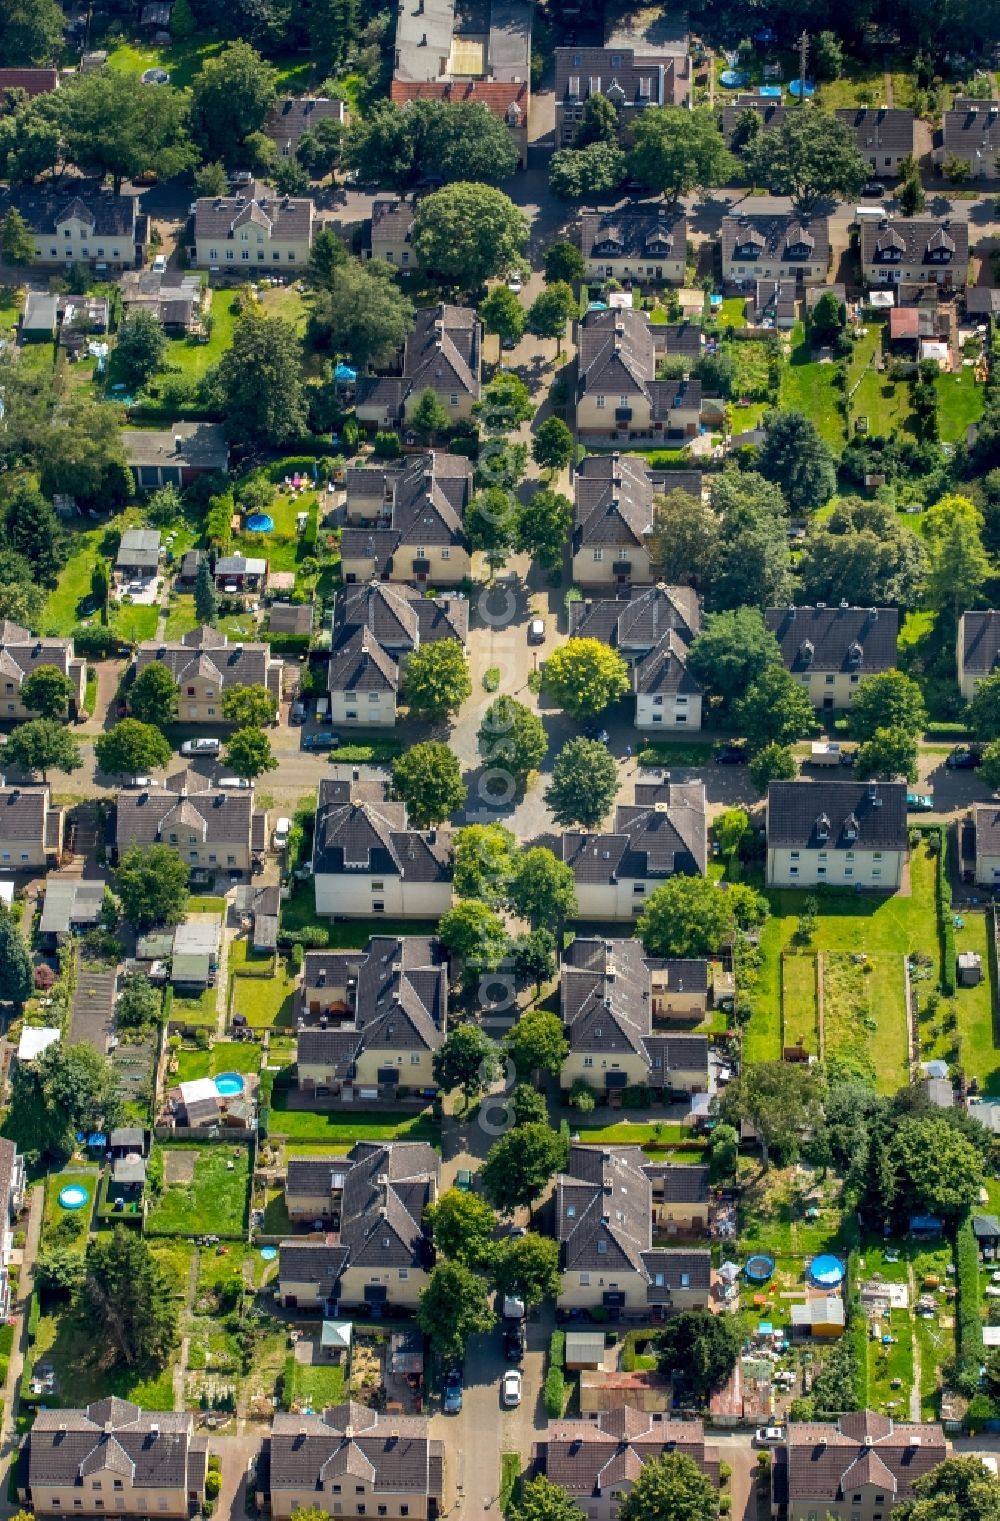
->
[585,253,686,284]
[578,393,652,434]
[339,1264,426,1309]
[651,989,707,1019]
[314,874,453,918]
[372,234,418,269]
[341,546,470,586]
[557,1271,709,1314]
[767,847,903,889]
[281,1273,329,1308]
[958,653,980,704]
[0,662,85,721]
[355,1048,436,1087]
[651,1201,708,1232]
[572,545,656,586]
[636,692,702,730]
[788,1488,899,1521]
[0,832,52,871]
[976,852,1000,887]
[30,214,134,268]
[30,1480,191,1518]
[563,1053,649,1090]
[724,257,826,284]
[157,838,251,872]
[270,1485,432,1521]
[330,689,398,726]
[194,224,313,271]
[863,259,965,287]
[285,1188,333,1223]
[575,880,650,920]
[795,670,865,709]
[403,388,476,425]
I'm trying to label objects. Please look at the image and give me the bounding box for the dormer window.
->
[815,813,830,843]
[799,639,815,666]
[568,74,580,97]
[843,812,859,841]
[848,641,863,667]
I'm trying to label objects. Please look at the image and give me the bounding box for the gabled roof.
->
[115,781,255,851]
[312,777,452,884]
[765,605,898,675]
[554,46,676,108]
[786,1412,946,1502]
[973,802,1000,859]
[285,1141,439,1276]
[861,217,968,268]
[721,213,830,266]
[543,1409,719,1496]
[193,188,313,243]
[265,96,344,153]
[299,936,448,1065]
[581,207,687,262]
[0,783,55,848]
[0,624,77,685]
[334,581,469,653]
[356,305,481,415]
[574,452,655,551]
[342,451,474,571]
[390,78,528,123]
[5,190,137,238]
[834,105,915,155]
[767,780,908,851]
[571,585,700,650]
[943,98,1000,155]
[269,1404,443,1498]
[122,422,229,471]
[560,938,709,1078]
[563,777,708,883]
[961,610,1000,675]
[578,307,655,397]
[134,626,280,702]
[28,1402,194,1490]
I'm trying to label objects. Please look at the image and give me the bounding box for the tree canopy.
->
[637,877,736,959]
[544,737,619,829]
[745,106,868,210]
[19,664,75,720]
[391,740,466,827]
[425,1188,497,1268]
[189,41,277,167]
[417,1260,495,1362]
[452,824,517,906]
[478,696,548,779]
[719,1060,825,1169]
[849,671,927,741]
[115,844,189,931]
[734,664,816,751]
[656,1310,743,1401]
[221,683,278,728]
[129,663,179,725]
[431,1025,501,1105]
[95,720,172,780]
[649,487,720,589]
[0,905,33,1007]
[437,901,509,979]
[4,718,81,782]
[687,607,782,713]
[7,1041,122,1163]
[757,409,838,513]
[81,1227,180,1370]
[798,497,926,606]
[627,107,732,201]
[480,1123,568,1214]
[347,99,519,189]
[308,260,415,370]
[223,727,277,780]
[517,488,574,569]
[505,1009,569,1078]
[402,639,472,718]
[541,639,630,719]
[493,1232,561,1309]
[218,313,307,446]
[412,183,528,289]
[617,1453,718,1521]
[510,848,578,929]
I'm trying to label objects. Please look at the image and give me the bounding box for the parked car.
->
[714,743,748,765]
[290,700,307,725]
[128,775,157,788]
[151,254,167,274]
[303,732,341,751]
[528,618,545,645]
[501,1369,522,1408]
[755,1426,784,1446]
[583,720,610,743]
[218,776,252,790]
[907,792,934,812]
[503,1325,525,1363]
[180,737,220,757]
[455,1168,474,1191]
[946,745,982,770]
[861,180,886,197]
[443,1369,463,1415]
[507,274,523,294]
[273,816,291,848]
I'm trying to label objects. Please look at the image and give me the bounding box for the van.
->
[218,777,251,790]
[315,697,330,722]
[854,205,887,222]
[273,817,291,848]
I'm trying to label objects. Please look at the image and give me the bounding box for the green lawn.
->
[42,1164,99,1250]
[781,950,819,1055]
[230,951,298,1029]
[32,1308,177,1409]
[269,1102,439,1145]
[717,296,747,330]
[160,289,240,381]
[950,911,997,1092]
[866,1305,915,1415]
[781,324,844,451]
[188,896,227,915]
[170,985,219,1028]
[164,594,201,640]
[108,603,160,644]
[175,1041,262,1083]
[936,366,986,443]
[0,284,21,334]
[637,741,716,767]
[569,1121,687,1146]
[285,1359,347,1410]
[279,882,438,948]
[43,525,108,635]
[146,1145,250,1236]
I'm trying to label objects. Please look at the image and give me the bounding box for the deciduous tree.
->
[401,640,472,719]
[627,107,732,202]
[392,741,466,826]
[493,1232,561,1309]
[478,696,548,778]
[649,487,720,588]
[218,313,307,447]
[308,260,414,369]
[452,824,517,905]
[115,844,189,930]
[509,848,577,929]
[709,471,792,611]
[480,285,525,347]
[222,683,278,727]
[798,497,926,606]
[113,311,168,390]
[223,727,277,780]
[465,486,519,573]
[511,929,557,993]
[4,482,67,587]
[61,72,195,193]
[544,737,618,829]
[437,902,509,980]
[636,877,733,959]
[618,1453,717,1521]
[431,1024,502,1105]
[0,906,32,1006]
[718,1060,824,1169]
[745,106,867,211]
[409,387,451,444]
[129,663,179,725]
[189,42,277,167]
[531,416,574,474]
[417,1260,495,1362]
[923,493,991,621]
[4,719,81,782]
[541,639,629,719]
[687,607,781,713]
[749,742,797,794]
[656,1310,743,1401]
[1,208,33,265]
[425,1188,498,1267]
[849,670,927,741]
[734,664,816,751]
[526,282,576,355]
[505,1009,568,1078]
[970,676,1000,741]
[548,141,626,199]
[887,1113,984,1220]
[511,1477,584,1521]
[757,409,837,512]
[853,726,919,782]
[543,241,585,285]
[116,973,161,1030]
[480,1122,568,1214]
[517,488,573,568]
[19,665,74,719]
[412,183,528,289]
[95,720,172,780]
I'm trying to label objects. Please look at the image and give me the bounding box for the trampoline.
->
[245,513,274,533]
[260,1246,278,1261]
[789,79,815,98]
[215,1072,246,1097]
[58,1184,90,1210]
[141,67,170,84]
[745,1254,776,1283]
[809,1254,846,1288]
[720,69,749,88]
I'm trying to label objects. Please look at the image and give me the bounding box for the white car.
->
[218,777,251,790]
[528,618,545,645]
[501,1369,522,1408]
[180,737,221,757]
[128,776,157,788]
[151,254,167,274]
[755,1426,784,1446]
[273,816,291,848]
[507,274,523,294]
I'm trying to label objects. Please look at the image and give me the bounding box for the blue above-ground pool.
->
[215,1072,246,1098]
[58,1184,90,1210]
[245,513,274,533]
[758,85,783,97]
[260,1246,278,1261]
[789,79,816,97]
[720,69,749,87]
[810,1254,846,1288]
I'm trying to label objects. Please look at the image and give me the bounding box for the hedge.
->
[543,1366,564,1417]
[262,632,312,653]
[332,741,403,763]
[935,828,956,995]
[162,986,174,1025]
[27,1291,39,1339]
[549,1329,565,1369]
[70,626,129,658]
[956,1213,983,1375]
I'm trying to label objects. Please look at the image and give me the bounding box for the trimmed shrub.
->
[956,1213,984,1375]
[549,1329,565,1369]
[543,1366,564,1417]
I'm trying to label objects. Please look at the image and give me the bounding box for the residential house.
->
[341,451,474,586]
[645,1161,711,1235]
[113,769,267,877]
[570,584,702,731]
[572,455,701,587]
[392,0,533,90]
[560,937,710,1099]
[328,582,468,728]
[554,1144,712,1317]
[355,304,482,431]
[580,207,687,284]
[312,776,453,918]
[38,878,105,946]
[0,1139,25,1319]
[777,1411,946,1521]
[391,79,529,166]
[748,278,797,328]
[720,214,830,288]
[555,46,690,147]
[542,1409,719,1520]
[268,1402,443,1521]
[941,98,1000,178]
[0,68,60,101]
[119,270,203,332]
[265,97,345,158]
[213,554,268,598]
[171,919,220,988]
[366,197,417,268]
[0,782,64,869]
[5,190,146,269]
[765,605,899,710]
[114,528,161,591]
[133,626,282,721]
[642,959,710,1019]
[233,882,280,952]
[835,107,915,176]
[123,423,230,491]
[860,217,969,289]
[296,935,447,1098]
[21,1401,206,1519]
[562,775,708,919]
[973,802,1000,887]
[0,621,86,719]
[720,96,788,147]
[278,1142,439,1312]
[576,307,702,444]
[190,185,314,270]
[958,610,1000,700]
[765,780,908,889]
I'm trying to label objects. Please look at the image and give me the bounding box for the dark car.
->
[946,745,982,770]
[583,720,610,743]
[714,743,748,765]
[442,1369,463,1415]
[503,1326,525,1363]
[861,180,886,197]
[303,732,342,752]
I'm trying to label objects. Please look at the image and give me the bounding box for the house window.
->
[242,250,250,261]
[288,252,296,261]
[874,852,883,859]
[333,1487,342,1495]
[579,1273,590,1285]
[226,250,234,260]
[449,393,459,406]
[584,1056,593,1067]
[207,707,215,717]
[372,881,384,891]
[373,902,385,913]
[790,851,799,859]
[227,855,235,866]
[845,868,853,878]
[593,549,603,562]
[399,1268,408,1279]
[596,394,605,408]
[209,248,218,261]
[654,1272,664,1286]
[441,548,450,559]
[273,251,280,261]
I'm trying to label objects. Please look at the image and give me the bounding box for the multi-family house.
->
[775,1412,947,1521]
[114,529,161,592]
[391,79,530,167]
[570,585,702,731]
[0,1139,25,1319]
[123,423,230,492]
[278,1142,439,1312]
[555,46,690,147]
[392,0,532,87]
[132,626,282,721]
[0,621,86,720]
[366,197,417,268]
[576,307,702,444]
[572,456,701,588]
[265,97,345,158]
[860,217,969,289]
[560,937,710,1100]
[328,582,469,728]
[562,775,708,918]
[835,107,915,176]
[268,1402,443,1521]
[311,776,453,919]
[554,1144,712,1317]
[5,191,146,269]
[580,208,687,284]
[766,605,899,710]
[355,305,482,431]
[958,610,1000,701]
[721,96,788,147]
[190,185,314,270]
[941,98,1000,178]
[748,278,798,327]
[340,452,474,587]
[542,1409,718,1521]
[21,1401,206,1519]
[296,936,447,1099]
[720,214,830,288]
[766,780,908,889]
[0,783,64,869]
[112,770,267,877]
